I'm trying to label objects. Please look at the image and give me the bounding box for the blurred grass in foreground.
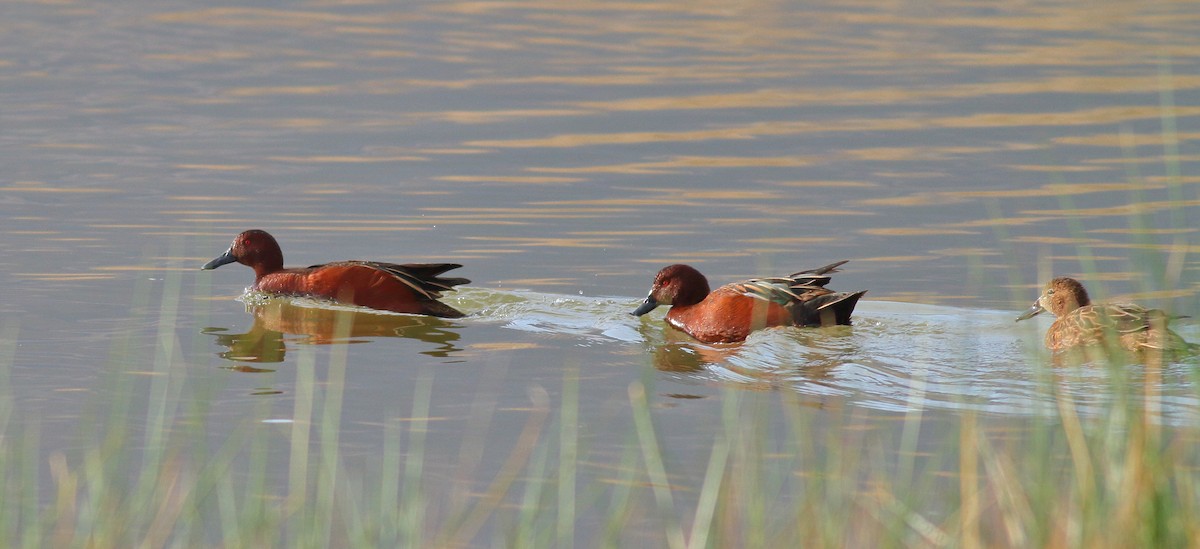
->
[0,302,1197,548]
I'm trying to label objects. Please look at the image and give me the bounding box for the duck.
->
[202,229,468,318]
[1016,276,1191,353]
[631,260,866,343]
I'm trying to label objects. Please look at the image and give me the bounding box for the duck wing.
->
[1066,303,1159,334]
[309,261,469,300]
[729,260,865,326]
[730,260,852,305]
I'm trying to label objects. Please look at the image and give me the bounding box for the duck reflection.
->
[203,298,464,368]
[650,334,735,373]
[644,322,851,385]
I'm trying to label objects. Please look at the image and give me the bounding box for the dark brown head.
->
[631,264,712,316]
[201,229,285,280]
[1016,276,1091,321]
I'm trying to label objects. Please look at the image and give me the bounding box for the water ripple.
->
[454,288,1200,422]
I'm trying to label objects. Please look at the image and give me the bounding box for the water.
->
[2,0,1199,543]
[202,288,1200,421]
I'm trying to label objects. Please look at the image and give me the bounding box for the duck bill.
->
[1015,302,1045,322]
[631,296,659,317]
[201,248,238,270]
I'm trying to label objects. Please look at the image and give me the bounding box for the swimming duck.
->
[1016,276,1191,353]
[632,260,866,343]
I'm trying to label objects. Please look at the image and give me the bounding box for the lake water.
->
[2,0,1199,544]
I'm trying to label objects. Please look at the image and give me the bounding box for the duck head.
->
[632,264,711,316]
[202,229,285,279]
[1017,276,1090,321]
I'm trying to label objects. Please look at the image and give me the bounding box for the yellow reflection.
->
[856,255,939,262]
[772,180,880,188]
[1054,133,1200,147]
[565,75,1200,113]
[434,109,592,124]
[1086,154,1200,165]
[1088,228,1195,235]
[929,248,1002,257]
[1011,236,1107,245]
[267,155,427,163]
[469,126,814,149]
[30,143,103,150]
[169,196,242,201]
[13,273,115,281]
[469,342,543,351]
[746,206,870,217]
[1118,288,1199,301]
[228,86,341,97]
[1006,165,1112,172]
[175,164,254,171]
[530,198,698,207]
[859,228,978,236]
[2,183,116,193]
[938,106,1200,129]
[144,51,251,63]
[417,148,492,155]
[632,251,752,263]
[842,146,996,161]
[153,8,390,26]
[436,175,585,184]
[737,237,838,245]
[554,155,808,171]
[857,180,1177,208]
[1020,199,1200,217]
[941,217,1058,228]
[855,194,968,207]
[570,230,693,236]
[420,207,637,219]
[462,236,618,248]
[464,105,1200,154]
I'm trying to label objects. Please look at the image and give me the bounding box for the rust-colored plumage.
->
[202,230,468,318]
[632,260,866,343]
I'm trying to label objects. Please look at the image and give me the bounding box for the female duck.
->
[632,260,866,343]
[1016,276,1191,353]
[202,230,469,318]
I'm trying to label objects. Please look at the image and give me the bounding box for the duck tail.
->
[399,263,470,285]
[795,290,866,326]
[821,290,867,325]
[790,259,849,277]
[421,300,467,319]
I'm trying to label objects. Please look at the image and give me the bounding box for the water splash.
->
[453,288,1200,422]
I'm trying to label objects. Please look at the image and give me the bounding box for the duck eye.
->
[1046,289,1054,295]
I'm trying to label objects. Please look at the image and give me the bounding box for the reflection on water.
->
[204,294,465,367]
[208,286,1198,422]
[201,324,283,370]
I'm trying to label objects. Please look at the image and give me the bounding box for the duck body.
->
[203,230,468,318]
[1017,277,1191,353]
[1040,302,1189,353]
[632,260,866,344]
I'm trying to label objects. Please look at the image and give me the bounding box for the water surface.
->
[2,0,1199,544]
